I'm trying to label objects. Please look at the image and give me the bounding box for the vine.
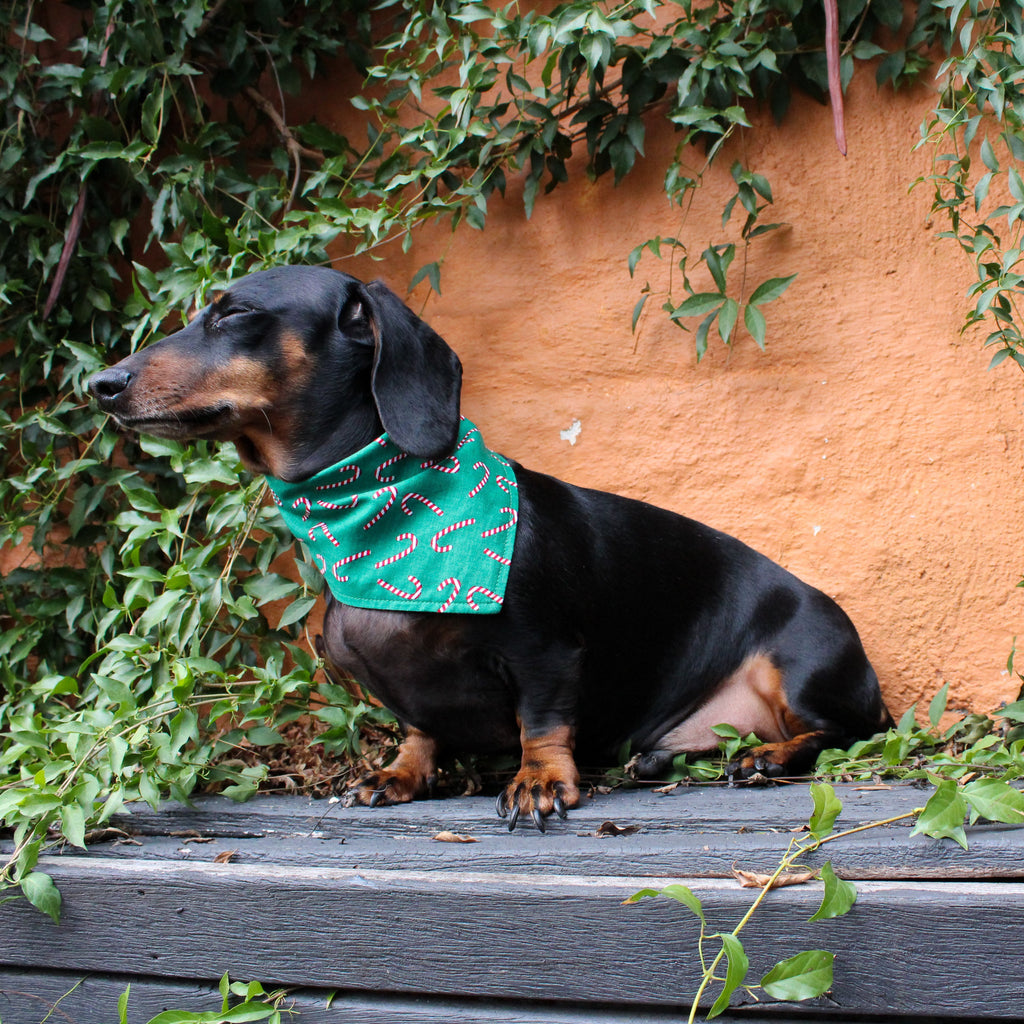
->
[1,0,1023,923]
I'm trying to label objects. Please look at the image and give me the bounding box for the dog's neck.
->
[264,418,519,615]
[235,401,384,483]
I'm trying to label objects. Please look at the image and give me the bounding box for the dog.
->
[88,265,892,830]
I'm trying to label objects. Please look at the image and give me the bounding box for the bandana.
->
[266,419,518,614]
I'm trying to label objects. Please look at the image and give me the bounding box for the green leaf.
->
[658,883,706,922]
[744,304,766,348]
[748,274,796,306]
[708,933,749,1018]
[980,137,1000,172]
[809,862,857,921]
[911,780,968,849]
[21,871,62,924]
[718,298,739,344]
[1010,168,1024,204]
[808,783,842,838]
[963,778,1024,825]
[409,260,442,295]
[118,984,131,1024]
[761,950,834,1001]
[928,683,949,730]
[631,292,649,331]
[60,802,87,849]
[671,292,725,318]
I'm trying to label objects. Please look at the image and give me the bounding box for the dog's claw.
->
[369,787,386,808]
[495,791,508,818]
[553,795,567,819]
[532,808,546,832]
[508,805,521,831]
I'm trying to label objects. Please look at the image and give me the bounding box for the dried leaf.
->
[595,820,642,837]
[652,782,679,794]
[433,830,478,843]
[732,867,816,889]
[213,849,238,863]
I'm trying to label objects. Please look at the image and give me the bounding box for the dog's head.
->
[87,266,463,479]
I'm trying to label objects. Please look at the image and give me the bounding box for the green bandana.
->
[266,419,518,614]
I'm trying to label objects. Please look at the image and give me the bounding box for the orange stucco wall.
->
[321,68,1024,720]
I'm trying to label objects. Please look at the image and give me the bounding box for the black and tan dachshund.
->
[88,266,891,830]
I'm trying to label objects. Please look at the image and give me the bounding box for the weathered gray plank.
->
[59,816,1024,881]
[109,784,933,840]
[2,858,1022,1018]
[0,969,851,1024]
[42,784,1012,881]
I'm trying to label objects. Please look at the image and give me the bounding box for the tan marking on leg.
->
[348,727,438,806]
[656,653,798,755]
[500,723,580,824]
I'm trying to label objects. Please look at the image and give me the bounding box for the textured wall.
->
[316,68,1022,719]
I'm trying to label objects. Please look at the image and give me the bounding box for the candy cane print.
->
[363,486,397,530]
[420,454,460,474]
[496,474,518,496]
[309,521,341,547]
[377,575,423,601]
[436,577,461,613]
[331,549,371,583]
[291,496,312,521]
[483,547,512,566]
[431,518,476,553]
[374,533,418,568]
[316,495,358,512]
[375,453,407,483]
[314,464,361,491]
[401,491,444,517]
[454,425,479,451]
[466,585,503,610]
[468,461,489,498]
[314,553,327,574]
[480,507,517,538]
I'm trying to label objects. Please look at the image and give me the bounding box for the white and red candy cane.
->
[375,453,407,483]
[421,454,460,474]
[316,495,358,512]
[436,577,461,612]
[291,496,312,521]
[431,518,476,553]
[377,575,423,601]
[308,521,342,547]
[454,425,479,451]
[315,464,361,491]
[363,486,397,530]
[466,585,502,610]
[374,532,418,568]
[496,474,518,496]
[483,547,511,566]
[468,461,489,498]
[480,507,517,538]
[331,549,371,583]
[402,492,444,517]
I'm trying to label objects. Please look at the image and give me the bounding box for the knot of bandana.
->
[266,419,518,614]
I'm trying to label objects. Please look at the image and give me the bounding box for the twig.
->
[243,85,304,212]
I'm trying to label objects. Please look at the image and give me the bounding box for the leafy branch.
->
[626,774,1024,1019]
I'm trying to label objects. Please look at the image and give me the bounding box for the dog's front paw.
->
[495,770,580,832]
[347,765,435,807]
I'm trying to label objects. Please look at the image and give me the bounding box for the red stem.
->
[824,0,847,156]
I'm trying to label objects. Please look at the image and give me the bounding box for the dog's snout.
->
[88,367,133,405]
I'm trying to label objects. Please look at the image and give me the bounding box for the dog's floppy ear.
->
[362,280,462,459]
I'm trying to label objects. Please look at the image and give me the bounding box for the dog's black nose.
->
[88,368,133,404]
